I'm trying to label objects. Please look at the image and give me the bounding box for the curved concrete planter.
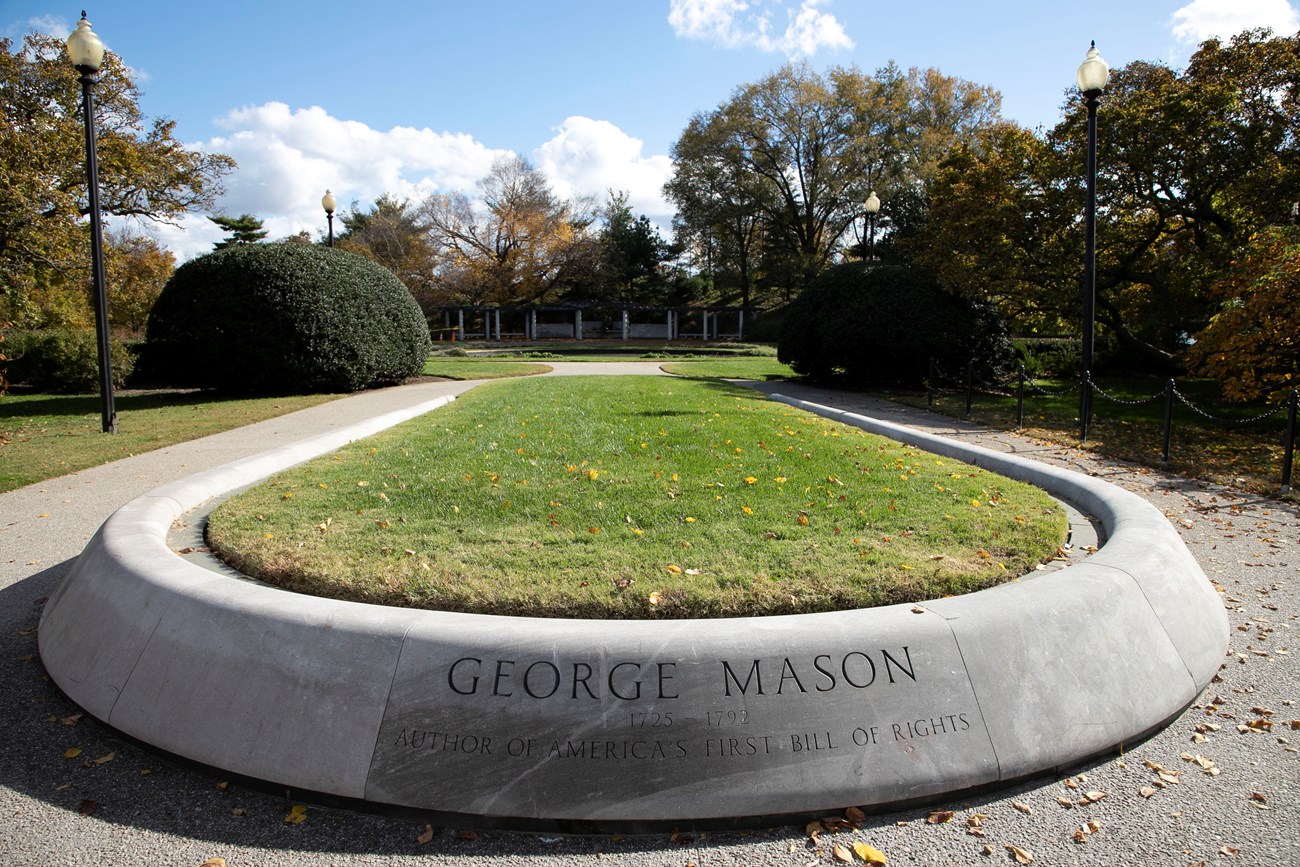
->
[39,390,1228,827]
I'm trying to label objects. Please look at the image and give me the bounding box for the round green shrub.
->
[777,262,1012,386]
[143,243,433,394]
[4,328,134,393]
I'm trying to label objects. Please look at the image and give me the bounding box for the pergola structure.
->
[431,303,752,342]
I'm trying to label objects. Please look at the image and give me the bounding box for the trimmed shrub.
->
[4,328,134,393]
[143,243,433,394]
[777,262,1012,386]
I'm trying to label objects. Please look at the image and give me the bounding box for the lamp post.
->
[865,191,881,261]
[322,189,336,247]
[67,11,115,434]
[1076,40,1108,442]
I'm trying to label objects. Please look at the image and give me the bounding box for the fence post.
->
[964,359,974,419]
[1079,372,1092,443]
[1160,378,1175,465]
[1016,364,1026,430]
[928,358,936,410]
[1283,389,1298,494]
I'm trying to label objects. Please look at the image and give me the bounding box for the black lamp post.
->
[1076,40,1109,442]
[322,189,336,247]
[68,11,115,434]
[865,190,881,260]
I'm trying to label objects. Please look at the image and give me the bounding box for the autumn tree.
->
[0,31,234,330]
[334,195,439,307]
[421,156,596,304]
[916,29,1300,371]
[104,229,174,334]
[1186,226,1300,402]
[665,62,1003,298]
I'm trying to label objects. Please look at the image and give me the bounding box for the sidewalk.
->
[1,374,1296,866]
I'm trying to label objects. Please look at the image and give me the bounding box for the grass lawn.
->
[207,376,1067,619]
[875,376,1296,496]
[0,390,342,493]
[661,357,795,380]
[421,359,553,379]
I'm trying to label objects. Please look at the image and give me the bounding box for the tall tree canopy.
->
[915,29,1300,372]
[665,62,1003,304]
[421,156,596,305]
[0,31,234,329]
[335,195,439,308]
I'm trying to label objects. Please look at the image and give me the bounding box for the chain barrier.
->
[1171,386,1288,425]
[923,358,1298,494]
[1090,381,1166,406]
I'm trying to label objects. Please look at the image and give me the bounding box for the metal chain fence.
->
[924,359,1299,494]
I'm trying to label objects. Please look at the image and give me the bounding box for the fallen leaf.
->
[92,752,115,765]
[1055,797,1075,808]
[1249,792,1267,803]
[980,844,994,856]
[455,829,478,840]
[648,591,662,606]
[417,824,434,844]
[1220,845,1239,857]
[1012,801,1033,815]
[63,748,81,760]
[926,810,954,824]
[804,820,824,841]
[60,713,83,726]
[845,806,866,824]
[1083,790,1108,803]
[198,859,228,867]
[230,808,247,817]
[833,842,853,862]
[1006,844,1033,864]
[1139,786,1157,798]
[664,564,683,575]
[282,804,307,825]
[852,841,887,864]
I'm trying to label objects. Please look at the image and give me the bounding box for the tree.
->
[104,229,174,334]
[334,195,439,307]
[0,31,234,329]
[421,155,596,304]
[1186,226,1300,402]
[665,63,1003,299]
[915,29,1300,371]
[209,213,267,249]
[597,191,670,302]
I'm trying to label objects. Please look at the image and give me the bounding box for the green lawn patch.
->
[0,390,341,493]
[207,376,1067,619]
[660,357,794,380]
[422,359,552,379]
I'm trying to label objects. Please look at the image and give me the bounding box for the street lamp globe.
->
[321,189,336,215]
[66,13,104,71]
[865,191,881,214]
[1076,41,1109,96]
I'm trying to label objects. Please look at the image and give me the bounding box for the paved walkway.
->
[1,370,1296,866]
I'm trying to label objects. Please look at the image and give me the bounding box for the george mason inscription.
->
[366,633,994,816]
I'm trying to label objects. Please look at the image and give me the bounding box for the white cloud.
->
[148,103,511,261]
[1169,0,1299,44]
[145,105,678,261]
[534,116,676,224]
[667,0,852,57]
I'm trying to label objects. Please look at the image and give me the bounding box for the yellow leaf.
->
[853,841,888,864]
[742,506,753,515]
[665,564,683,574]
[1006,844,1033,864]
[199,859,229,867]
[63,748,81,759]
[648,591,663,606]
[744,476,758,485]
[588,469,599,481]
[92,751,115,765]
[684,516,696,523]
[283,804,308,825]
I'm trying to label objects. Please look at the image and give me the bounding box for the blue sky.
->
[3,0,1298,260]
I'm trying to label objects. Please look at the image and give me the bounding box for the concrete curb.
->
[37,388,1229,825]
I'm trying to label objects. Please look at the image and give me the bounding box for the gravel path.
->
[1,374,1296,867]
